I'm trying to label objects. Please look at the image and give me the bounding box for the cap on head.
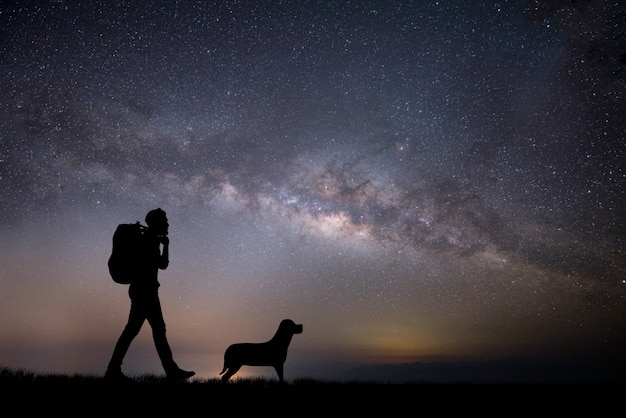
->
[145,208,167,227]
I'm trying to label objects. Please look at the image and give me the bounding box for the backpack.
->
[107,222,147,284]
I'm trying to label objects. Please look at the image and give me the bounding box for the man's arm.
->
[158,236,169,270]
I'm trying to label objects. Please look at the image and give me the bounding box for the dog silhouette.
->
[219,319,303,382]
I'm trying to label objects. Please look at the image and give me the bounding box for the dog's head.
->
[280,319,303,335]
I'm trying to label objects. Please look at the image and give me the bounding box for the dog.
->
[219,319,303,382]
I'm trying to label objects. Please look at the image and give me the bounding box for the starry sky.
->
[1,0,625,384]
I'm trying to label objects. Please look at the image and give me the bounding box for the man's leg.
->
[105,301,145,381]
[147,296,195,381]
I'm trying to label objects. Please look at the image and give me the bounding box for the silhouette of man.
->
[105,208,195,382]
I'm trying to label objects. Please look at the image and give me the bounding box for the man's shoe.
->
[104,369,134,383]
[166,368,195,381]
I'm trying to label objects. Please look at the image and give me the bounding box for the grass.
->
[0,364,376,386]
[0,364,428,410]
[0,365,598,413]
[0,364,418,393]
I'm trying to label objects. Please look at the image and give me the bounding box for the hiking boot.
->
[104,368,134,383]
[166,368,195,381]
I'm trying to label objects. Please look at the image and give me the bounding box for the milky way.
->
[1,1,625,383]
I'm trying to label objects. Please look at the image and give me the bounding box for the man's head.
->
[145,208,168,235]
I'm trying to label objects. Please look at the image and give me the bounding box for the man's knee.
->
[151,321,167,335]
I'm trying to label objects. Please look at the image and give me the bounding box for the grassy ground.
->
[0,365,395,386]
[0,365,599,413]
[1,365,434,412]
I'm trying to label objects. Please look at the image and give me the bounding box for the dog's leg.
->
[221,365,241,382]
[274,363,284,382]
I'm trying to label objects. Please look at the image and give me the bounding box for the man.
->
[105,208,195,382]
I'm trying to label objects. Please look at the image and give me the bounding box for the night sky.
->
[1,0,625,384]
